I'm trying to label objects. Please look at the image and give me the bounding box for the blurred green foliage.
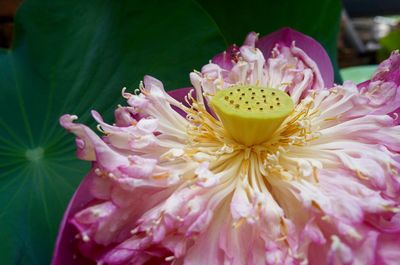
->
[340,65,377,84]
[0,0,341,264]
[379,28,400,61]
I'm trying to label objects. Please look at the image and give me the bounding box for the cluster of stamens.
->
[184,86,321,185]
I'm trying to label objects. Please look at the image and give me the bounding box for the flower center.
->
[210,85,294,146]
[186,85,318,184]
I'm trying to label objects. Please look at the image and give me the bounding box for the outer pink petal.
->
[255,27,334,88]
[372,51,400,86]
[51,88,190,265]
[51,170,96,265]
[358,51,400,121]
[212,28,334,88]
[211,44,239,71]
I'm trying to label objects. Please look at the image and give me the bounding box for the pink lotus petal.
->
[212,28,334,88]
[368,51,400,121]
[211,44,239,71]
[51,170,96,265]
[372,51,400,86]
[51,88,189,265]
[256,27,334,88]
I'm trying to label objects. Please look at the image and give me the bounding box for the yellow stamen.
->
[152,172,169,180]
[232,217,246,229]
[356,170,369,180]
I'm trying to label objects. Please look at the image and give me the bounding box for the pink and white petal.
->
[256,27,334,87]
[301,218,326,245]
[219,219,256,265]
[53,89,191,265]
[327,235,354,265]
[211,32,259,71]
[352,231,378,265]
[72,186,167,245]
[114,106,138,127]
[358,81,400,116]
[51,171,97,265]
[60,115,99,161]
[89,170,113,200]
[212,44,240,71]
[183,204,229,265]
[264,44,324,103]
[358,51,400,119]
[230,183,252,220]
[367,213,400,234]
[100,235,152,265]
[376,233,400,264]
[125,76,189,139]
[372,50,400,86]
[60,114,134,173]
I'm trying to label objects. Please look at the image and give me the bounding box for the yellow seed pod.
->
[210,85,294,146]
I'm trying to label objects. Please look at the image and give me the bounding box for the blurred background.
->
[340,0,400,82]
[2,0,400,82]
[0,0,17,48]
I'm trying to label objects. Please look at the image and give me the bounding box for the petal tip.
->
[257,27,334,87]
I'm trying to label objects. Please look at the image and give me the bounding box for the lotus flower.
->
[52,28,400,265]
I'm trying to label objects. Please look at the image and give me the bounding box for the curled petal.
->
[52,89,190,265]
[256,27,333,87]
[195,162,219,187]
[52,171,96,265]
[359,51,400,120]
[60,115,98,160]
[212,44,240,71]
[118,156,157,179]
[372,50,400,86]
